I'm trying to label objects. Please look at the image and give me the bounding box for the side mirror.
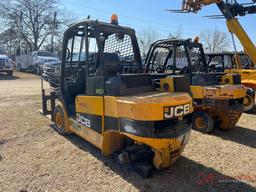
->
[100,36,106,43]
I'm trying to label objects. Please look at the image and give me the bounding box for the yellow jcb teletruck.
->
[144,38,246,133]
[41,16,193,178]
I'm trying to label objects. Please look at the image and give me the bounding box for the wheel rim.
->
[244,94,254,112]
[55,112,63,128]
[195,117,205,129]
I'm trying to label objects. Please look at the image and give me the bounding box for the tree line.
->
[0,0,231,56]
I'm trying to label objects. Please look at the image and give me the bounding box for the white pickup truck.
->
[43,60,61,88]
[0,54,14,76]
[16,51,60,74]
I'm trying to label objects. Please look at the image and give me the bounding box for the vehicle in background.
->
[0,48,6,54]
[0,54,14,76]
[43,60,61,88]
[206,52,254,72]
[174,0,256,114]
[16,50,60,74]
[206,52,256,113]
[15,51,33,72]
[145,38,246,133]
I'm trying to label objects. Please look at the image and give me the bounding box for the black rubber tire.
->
[244,88,256,114]
[192,111,214,134]
[36,65,41,75]
[33,64,41,75]
[134,162,154,179]
[50,82,59,88]
[53,106,70,135]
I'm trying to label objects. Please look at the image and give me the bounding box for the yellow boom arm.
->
[181,0,256,66]
[226,19,256,65]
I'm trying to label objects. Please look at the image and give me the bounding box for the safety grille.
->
[168,47,202,69]
[189,47,202,69]
[0,59,5,66]
[168,46,189,70]
[45,68,55,73]
[104,34,135,62]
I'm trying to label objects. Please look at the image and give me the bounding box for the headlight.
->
[39,59,45,64]
[4,63,12,68]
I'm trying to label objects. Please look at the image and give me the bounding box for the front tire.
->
[34,64,41,75]
[53,106,70,135]
[243,88,256,114]
[192,111,214,134]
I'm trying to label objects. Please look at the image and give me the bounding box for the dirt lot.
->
[0,72,255,192]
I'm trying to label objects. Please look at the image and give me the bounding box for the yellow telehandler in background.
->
[144,38,246,133]
[171,0,256,113]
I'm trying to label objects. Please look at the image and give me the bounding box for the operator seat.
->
[104,53,120,78]
[95,53,120,78]
[76,66,86,94]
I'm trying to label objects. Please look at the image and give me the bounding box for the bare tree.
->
[0,0,70,52]
[168,26,183,39]
[138,27,159,59]
[200,27,230,52]
[0,28,18,54]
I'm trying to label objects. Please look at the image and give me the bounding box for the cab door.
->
[73,24,105,147]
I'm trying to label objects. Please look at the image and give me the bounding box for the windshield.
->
[147,41,206,74]
[37,51,56,57]
[63,23,142,83]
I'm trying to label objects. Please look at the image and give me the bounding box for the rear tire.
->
[36,65,41,75]
[53,106,70,135]
[192,111,214,134]
[243,88,256,114]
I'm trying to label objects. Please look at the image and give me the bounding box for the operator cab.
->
[145,39,223,87]
[206,52,254,71]
[61,19,153,115]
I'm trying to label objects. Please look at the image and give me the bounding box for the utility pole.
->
[17,11,23,55]
[50,11,57,53]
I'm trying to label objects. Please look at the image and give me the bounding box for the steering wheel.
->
[156,65,165,73]
[88,54,96,64]
[179,66,189,75]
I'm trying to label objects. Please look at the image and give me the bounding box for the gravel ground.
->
[0,72,255,192]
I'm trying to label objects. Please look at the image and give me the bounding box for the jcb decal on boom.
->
[163,104,190,119]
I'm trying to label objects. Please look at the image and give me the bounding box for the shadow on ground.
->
[0,73,20,80]
[60,131,256,192]
[212,126,256,149]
